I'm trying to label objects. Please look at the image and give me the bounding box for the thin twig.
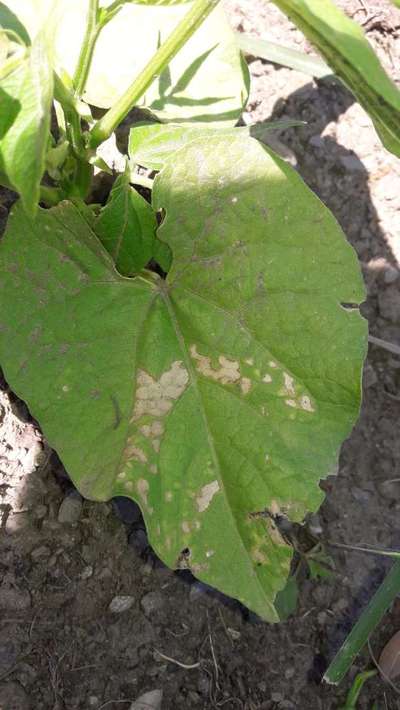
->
[153,649,200,669]
[368,335,400,357]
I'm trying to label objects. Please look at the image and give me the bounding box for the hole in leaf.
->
[340,302,359,311]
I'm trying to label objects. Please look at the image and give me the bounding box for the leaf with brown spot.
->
[0,132,366,621]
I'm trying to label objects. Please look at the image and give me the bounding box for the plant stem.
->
[89,0,221,149]
[74,0,100,95]
[324,559,400,685]
[340,670,377,710]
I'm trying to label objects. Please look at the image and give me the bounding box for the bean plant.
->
[0,0,399,622]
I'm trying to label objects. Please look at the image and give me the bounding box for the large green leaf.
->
[0,34,52,215]
[0,134,367,620]
[94,169,156,275]
[4,0,248,124]
[270,0,400,157]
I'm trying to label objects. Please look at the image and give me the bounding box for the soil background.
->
[1,1,400,708]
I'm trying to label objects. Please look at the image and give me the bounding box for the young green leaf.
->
[0,134,366,621]
[129,120,305,171]
[0,34,53,214]
[95,170,156,275]
[270,0,400,157]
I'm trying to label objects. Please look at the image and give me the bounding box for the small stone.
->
[0,682,31,710]
[317,611,328,625]
[227,627,241,641]
[80,565,93,580]
[31,546,51,561]
[340,155,364,172]
[309,135,325,149]
[58,491,83,523]
[384,266,400,285]
[108,595,135,613]
[88,697,99,707]
[130,689,163,710]
[5,511,31,534]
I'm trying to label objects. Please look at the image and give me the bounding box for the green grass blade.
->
[236,32,332,78]
[324,560,400,685]
[270,0,400,157]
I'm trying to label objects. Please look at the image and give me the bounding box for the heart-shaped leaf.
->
[0,133,366,619]
[95,169,157,275]
[4,0,248,124]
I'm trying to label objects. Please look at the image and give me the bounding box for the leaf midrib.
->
[160,287,278,620]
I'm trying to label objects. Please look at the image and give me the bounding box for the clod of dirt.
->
[379,630,400,680]
[130,689,163,710]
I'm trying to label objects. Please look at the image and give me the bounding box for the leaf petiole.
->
[73,0,100,96]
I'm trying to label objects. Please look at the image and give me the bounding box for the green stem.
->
[324,560,400,685]
[73,0,100,95]
[340,670,377,710]
[89,0,221,149]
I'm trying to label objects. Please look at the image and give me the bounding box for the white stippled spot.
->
[240,377,252,395]
[152,439,161,453]
[125,481,134,492]
[140,424,152,437]
[165,491,173,502]
[283,372,295,396]
[151,421,164,437]
[125,445,147,464]
[269,361,278,368]
[190,345,240,385]
[62,385,69,393]
[231,196,238,204]
[117,471,127,480]
[300,395,315,412]
[182,521,190,534]
[137,478,149,507]
[206,550,215,558]
[245,358,254,366]
[262,373,272,384]
[196,480,220,513]
[149,464,158,475]
[265,454,270,463]
[285,399,297,408]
